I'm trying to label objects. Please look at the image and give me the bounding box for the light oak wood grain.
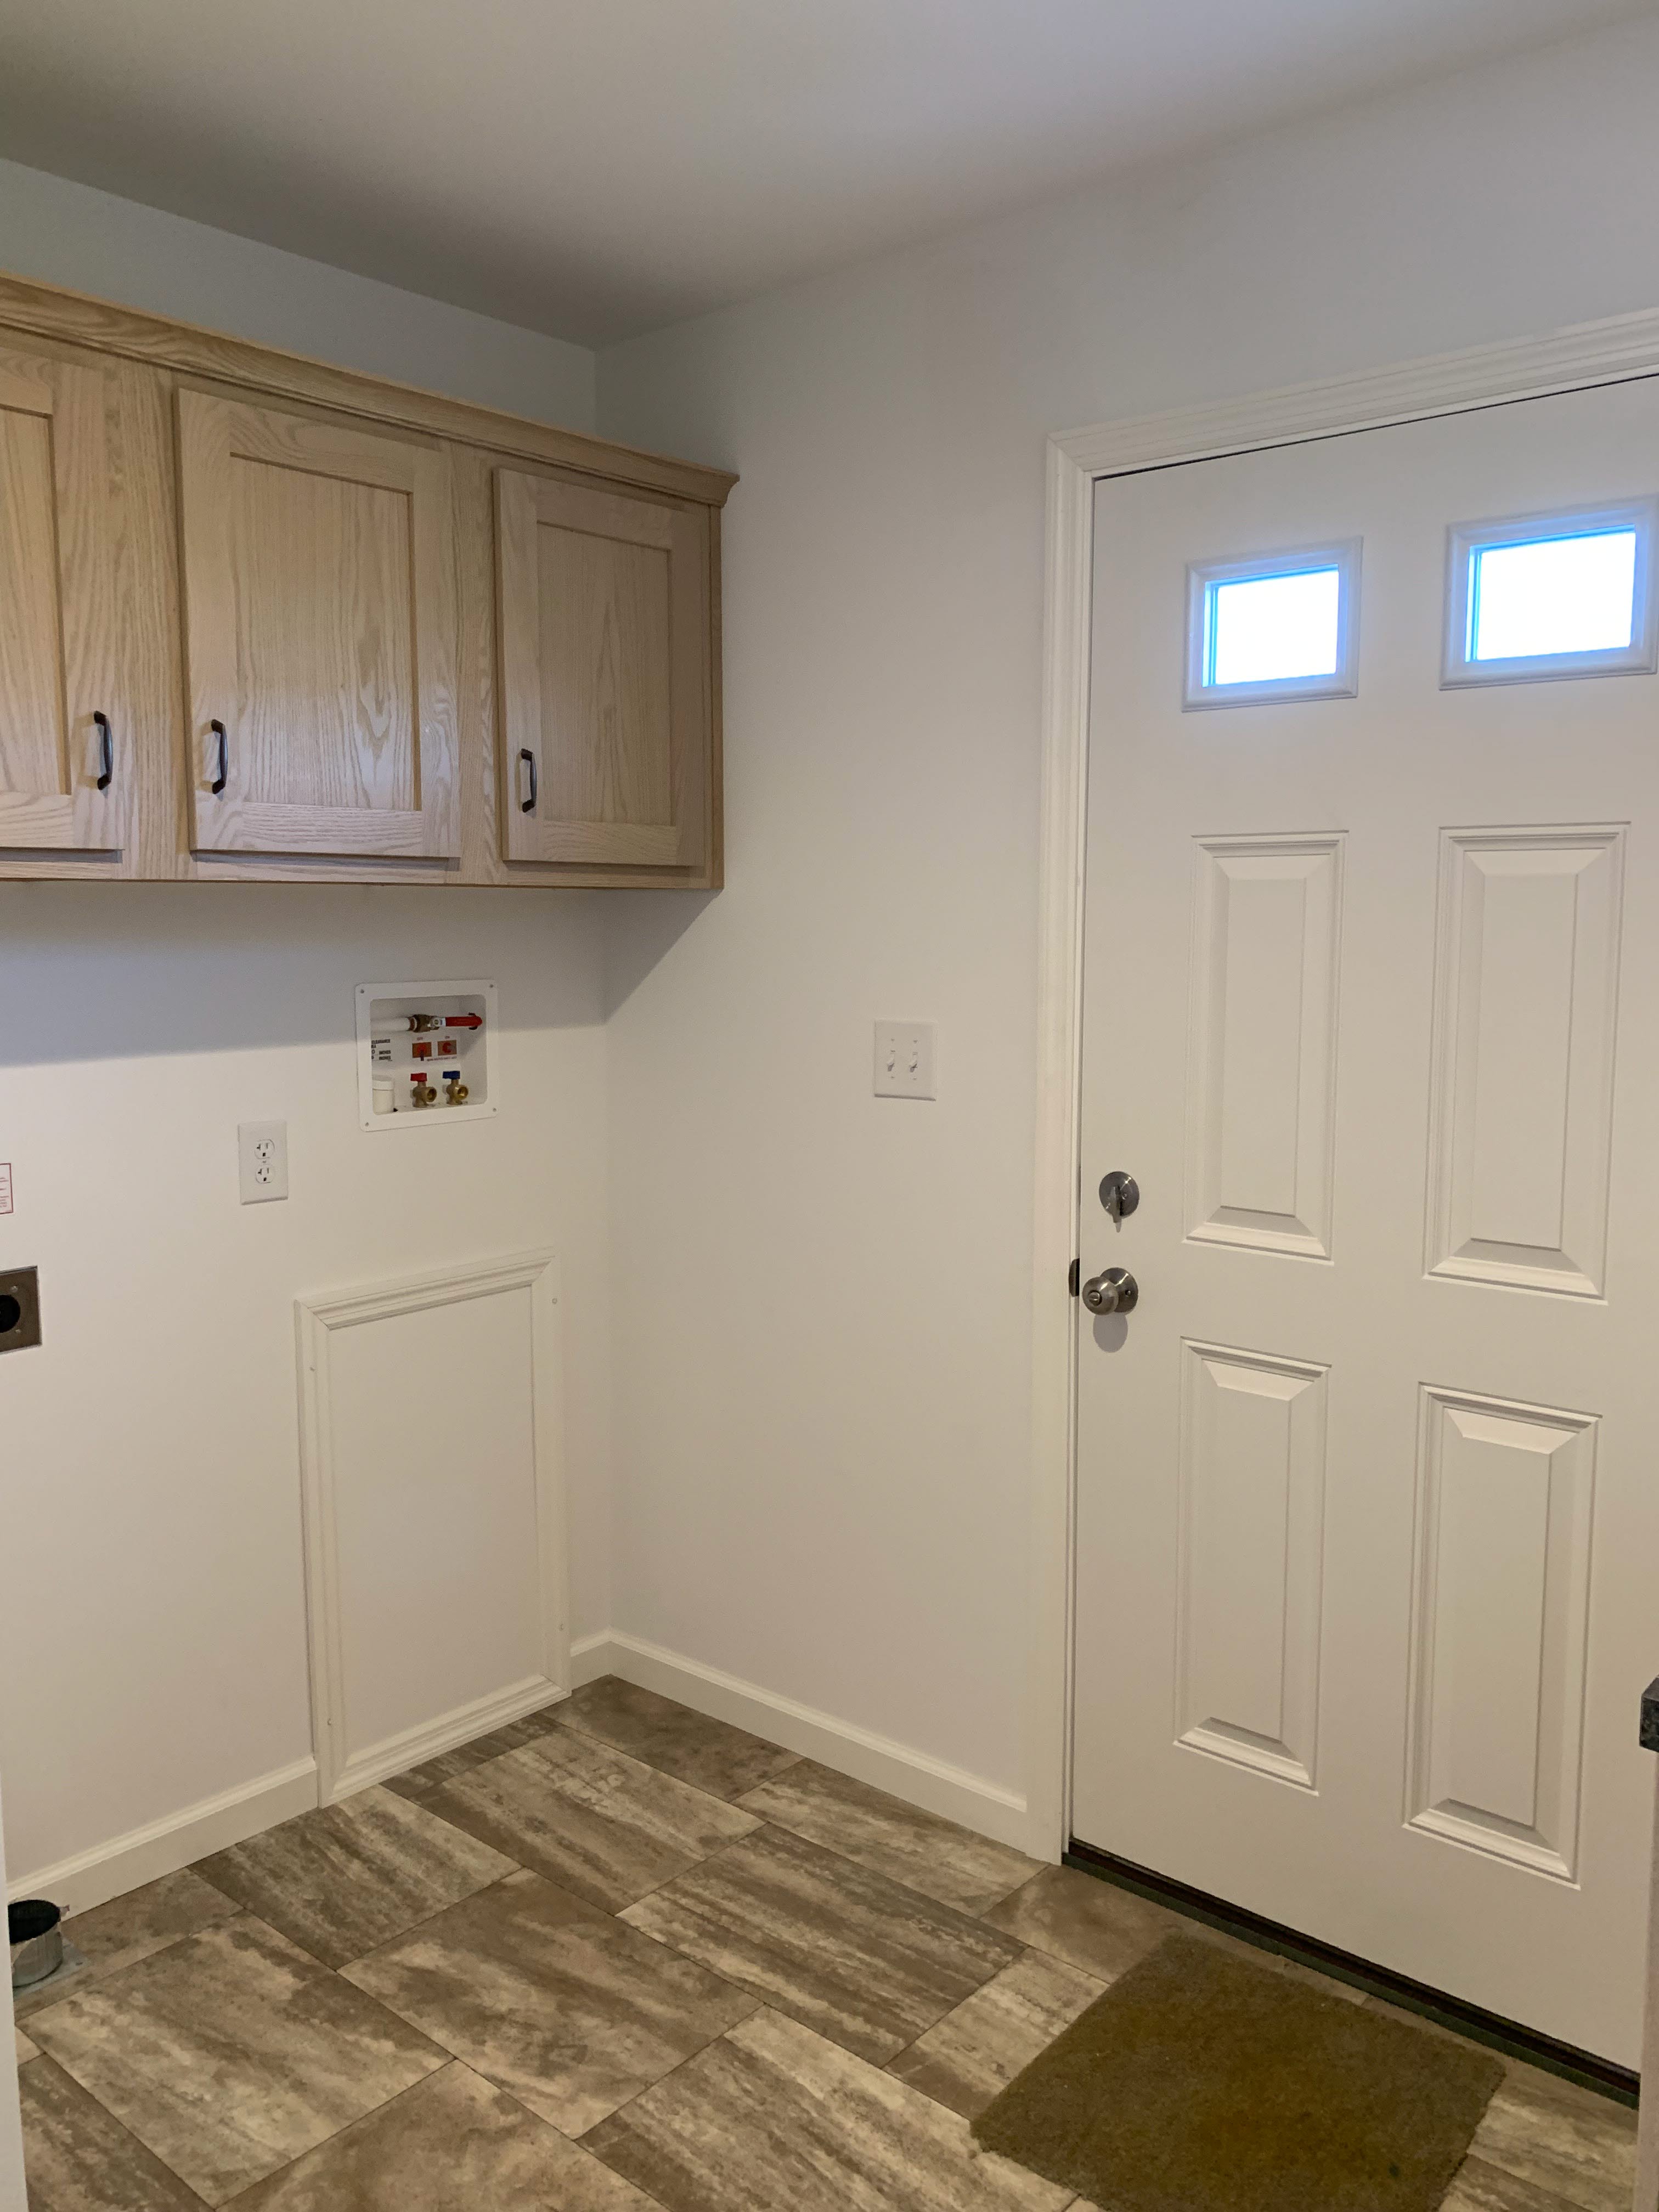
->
[496,471,710,872]
[0,274,728,890]
[178,388,459,859]
[0,342,129,853]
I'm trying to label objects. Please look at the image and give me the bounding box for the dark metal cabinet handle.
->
[93,712,113,791]
[210,720,228,796]
[519,747,538,814]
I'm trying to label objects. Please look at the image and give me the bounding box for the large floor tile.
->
[18,2054,208,2211]
[27,1914,444,2204]
[224,2059,660,2211]
[16,2025,41,2064]
[1445,2154,1594,2212]
[15,1870,238,2023]
[620,1822,1022,2064]
[342,1867,758,2136]
[556,1677,802,1801]
[888,1948,1105,2119]
[738,1759,1039,1915]
[1469,2064,1637,2212]
[198,1785,516,1967]
[424,1728,758,1910]
[586,2005,1072,2212]
[981,1864,1188,1982]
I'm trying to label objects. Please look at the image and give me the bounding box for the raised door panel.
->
[1405,1387,1596,1880]
[1185,834,1344,1259]
[178,390,458,859]
[1426,827,1623,1297]
[0,347,127,851]
[1175,1342,1328,1789]
[496,470,710,870]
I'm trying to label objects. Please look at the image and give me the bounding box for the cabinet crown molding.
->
[0,268,736,509]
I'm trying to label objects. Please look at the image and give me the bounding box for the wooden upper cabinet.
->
[0,344,128,852]
[495,471,711,871]
[177,390,459,858]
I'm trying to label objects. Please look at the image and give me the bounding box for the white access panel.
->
[356,979,496,1130]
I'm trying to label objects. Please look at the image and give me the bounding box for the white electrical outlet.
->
[873,1020,937,1100]
[238,1121,289,1204]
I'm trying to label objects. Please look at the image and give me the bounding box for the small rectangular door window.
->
[495,471,710,871]
[1443,498,1659,686]
[1184,540,1361,709]
[177,390,459,858]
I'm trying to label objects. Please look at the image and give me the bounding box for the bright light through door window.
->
[1209,568,1341,686]
[1444,499,1658,687]
[1184,541,1361,710]
[1470,531,1637,661]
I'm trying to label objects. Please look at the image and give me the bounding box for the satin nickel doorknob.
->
[1081,1266,1139,1316]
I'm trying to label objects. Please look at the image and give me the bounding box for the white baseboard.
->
[569,1629,618,1687]
[574,1630,1034,1855]
[8,1757,320,1918]
[329,1673,569,1803]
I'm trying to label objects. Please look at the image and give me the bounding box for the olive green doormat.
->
[972,1933,1503,2212]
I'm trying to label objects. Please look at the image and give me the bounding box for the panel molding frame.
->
[178,386,461,860]
[1184,831,1345,1261]
[0,342,127,854]
[1403,1383,1598,1883]
[1173,1339,1330,1793]
[1424,823,1625,1299]
[1029,301,1659,1860]
[494,468,709,870]
[295,1248,567,1804]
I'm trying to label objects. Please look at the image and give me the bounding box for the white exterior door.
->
[1071,375,1659,2068]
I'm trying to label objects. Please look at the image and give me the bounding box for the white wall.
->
[0,185,609,1900]
[1,888,613,1889]
[0,156,595,427]
[596,12,1659,1820]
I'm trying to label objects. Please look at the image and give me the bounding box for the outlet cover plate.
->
[873,1020,938,1100]
[0,1265,41,1352]
[239,1121,289,1204]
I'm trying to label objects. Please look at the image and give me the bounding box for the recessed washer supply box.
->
[356,980,497,1130]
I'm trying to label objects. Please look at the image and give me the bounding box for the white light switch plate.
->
[873,1020,937,1100]
[238,1121,289,1204]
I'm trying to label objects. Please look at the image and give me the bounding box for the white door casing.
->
[1064,374,1659,2066]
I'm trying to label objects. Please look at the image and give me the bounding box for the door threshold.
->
[1063,1840,1638,2108]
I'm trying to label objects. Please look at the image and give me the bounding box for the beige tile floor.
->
[12,1678,1640,2211]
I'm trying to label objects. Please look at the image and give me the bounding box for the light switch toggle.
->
[873,1021,937,1100]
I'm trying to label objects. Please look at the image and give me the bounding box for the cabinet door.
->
[178,391,458,857]
[496,472,710,869]
[0,346,126,851]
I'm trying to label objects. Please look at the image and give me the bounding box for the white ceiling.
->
[0,0,1648,345]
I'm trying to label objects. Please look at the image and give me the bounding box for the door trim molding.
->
[1029,301,1659,1861]
[295,1248,567,1804]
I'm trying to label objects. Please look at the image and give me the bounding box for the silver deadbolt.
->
[1099,1171,1139,1226]
[1081,1266,1138,1316]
